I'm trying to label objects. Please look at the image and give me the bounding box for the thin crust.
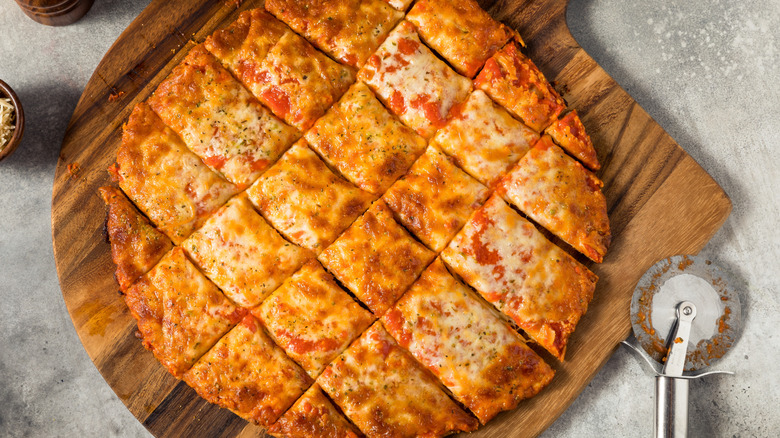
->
[266,0,403,68]
[110,103,238,244]
[497,136,611,263]
[317,323,479,437]
[474,40,565,132]
[99,186,173,291]
[183,315,312,426]
[124,247,244,377]
[382,259,555,423]
[441,195,597,360]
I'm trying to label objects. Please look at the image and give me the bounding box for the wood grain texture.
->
[51,0,732,437]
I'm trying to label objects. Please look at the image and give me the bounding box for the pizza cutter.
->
[622,255,742,438]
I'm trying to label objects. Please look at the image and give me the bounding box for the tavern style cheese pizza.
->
[102,0,612,435]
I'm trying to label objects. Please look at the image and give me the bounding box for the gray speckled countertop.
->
[0,1,777,436]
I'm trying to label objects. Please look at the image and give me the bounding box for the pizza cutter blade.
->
[623,255,742,438]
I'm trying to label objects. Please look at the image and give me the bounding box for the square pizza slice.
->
[318,201,436,316]
[147,45,299,188]
[183,315,312,427]
[496,135,611,263]
[182,194,314,308]
[382,259,555,423]
[247,140,375,252]
[99,186,173,291]
[382,146,489,252]
[544,110,601,170]
[253,260,375,379]
[474,40,565,132]
[317,322,479,437]
[407,0,518,78]
[110,103,238,244]
[124,247,244,377]
[245,30,356,131]
[441,195,598,360]
[266,0,404,68]
[430,90,539,187]
[268,383,362,438]
[358,20,472,139]
[204,9,288,79]
[306,82,427,195]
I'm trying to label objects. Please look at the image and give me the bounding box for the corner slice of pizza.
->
[110,103,238,244]
[306,82,427,195]
[406,0,518,78]
[430,90,539,187]
[253,260,375,379]
[124,247,244,377]
[245,30,356,131]
[266,0,404,68]
[358,20,472,139]
[268,384,362,438]
[497,135,610,263]
[544,110,600,171]
[247,140,375,252]
[474,40,565,132]
[318,201,435,316]
[99,186,173,291]
[183,315,312,427]
[317,322,479,437]
[441,195,598,360]
[147,45,299,188]
[382,146,490,252]
[204,9,288,78]
[182,195,313,308]
[382,259,555,423]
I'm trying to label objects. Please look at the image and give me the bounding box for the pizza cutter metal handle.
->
[655,301,696,438]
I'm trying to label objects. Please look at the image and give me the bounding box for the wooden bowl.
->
[0,79,24,162]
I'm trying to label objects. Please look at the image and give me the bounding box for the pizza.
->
[497,135,611,263]
[441,195,598,360]
[382,259,555,423]
[101,1,612,435]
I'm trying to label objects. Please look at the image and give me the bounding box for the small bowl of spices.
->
[0,79,24,162]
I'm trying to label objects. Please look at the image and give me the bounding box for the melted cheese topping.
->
[204,9,287,77]
[440,195,597,360]
[358,21,472,139]
[497,136,610,263]
[381,0,413,11]
[318,201,435,316]
[544,110,600,170]
[182,195,313,308]
[252,31,355,131]
[183,315,312,427]
[247,140,375,252]
[269,384,361,438]
[124,248,243,377]
[474,41,565,132]
[383,146,489,252]
[254,260,375,378]
[407,0,516,78]
[306,82,427,195]
[266,0,403,68]
[112,103,238,244]
[382,259,554,423]
[99,186,172,291]
[431,90,539,187]
[148,46,298,188]
[317,323,478,436]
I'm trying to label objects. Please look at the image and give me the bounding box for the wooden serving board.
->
[51,0,732,436]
